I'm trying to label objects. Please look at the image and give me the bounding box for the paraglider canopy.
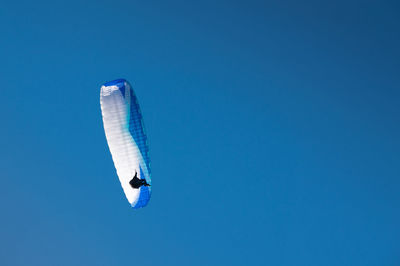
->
[100,79,151,208]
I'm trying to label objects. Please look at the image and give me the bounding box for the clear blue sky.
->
[1,1,399,265]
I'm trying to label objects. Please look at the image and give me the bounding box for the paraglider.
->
[100,79,151,208]
[129,171,151,189]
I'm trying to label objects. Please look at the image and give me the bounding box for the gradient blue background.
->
[1,1,399,265]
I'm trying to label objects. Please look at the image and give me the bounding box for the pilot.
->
[129,171,151,189]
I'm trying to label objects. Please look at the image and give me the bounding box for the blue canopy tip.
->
[103,78,126,87]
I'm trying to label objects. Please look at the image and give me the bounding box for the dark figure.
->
[129,171,151,189]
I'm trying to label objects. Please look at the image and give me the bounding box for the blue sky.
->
[1,1,399,265]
